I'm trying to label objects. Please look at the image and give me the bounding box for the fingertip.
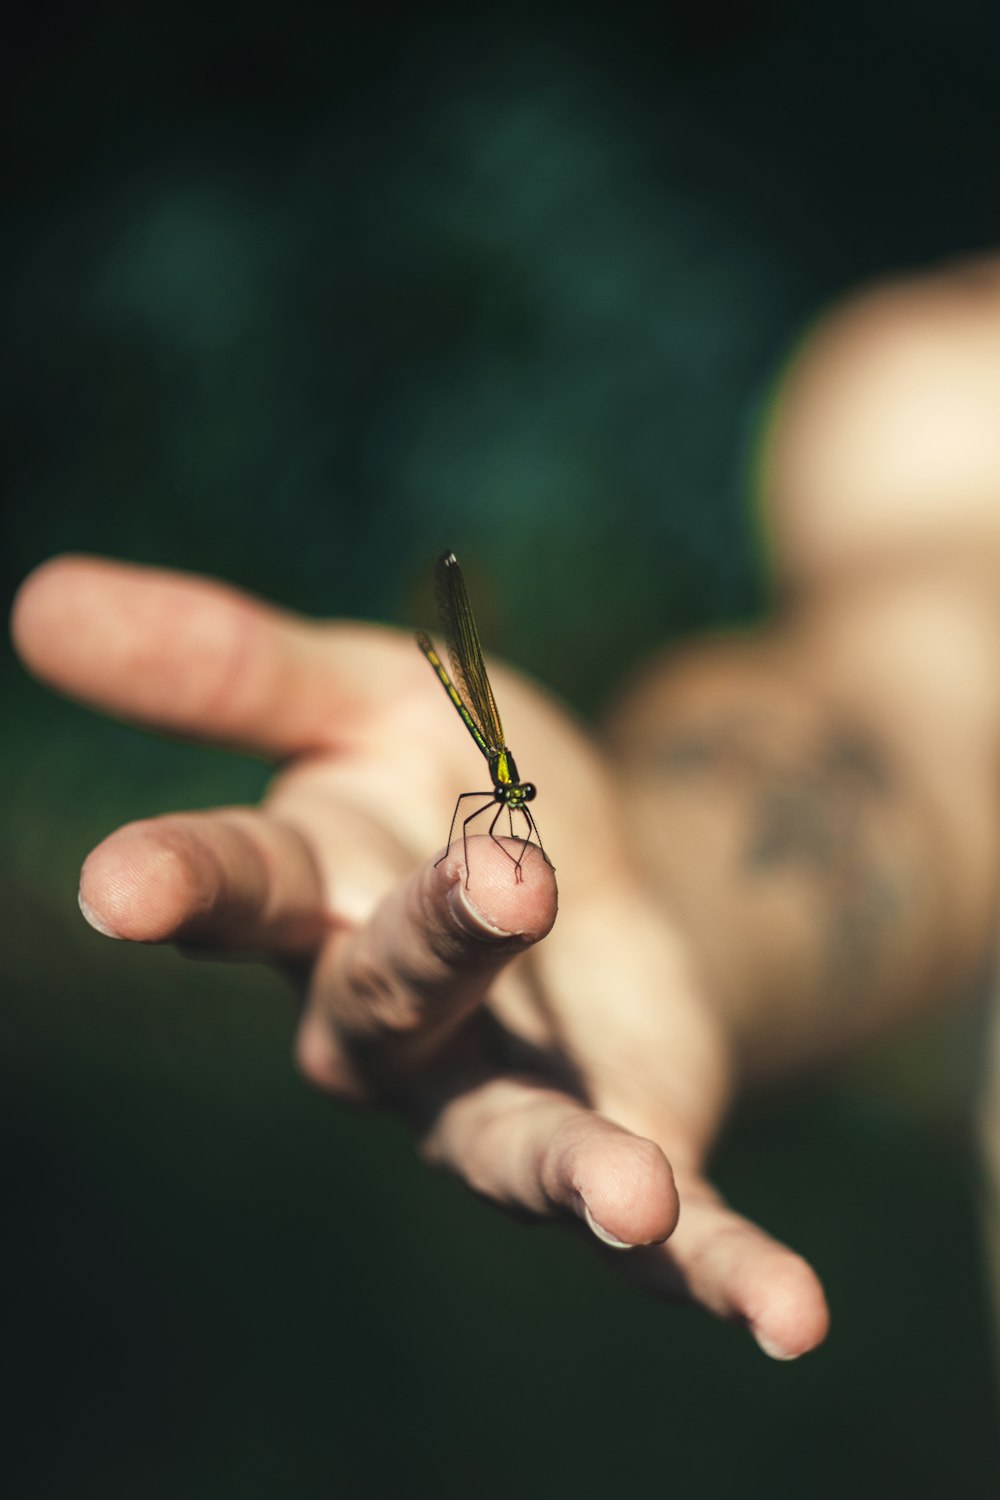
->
[582,1200,652,1250]
[748,1253,831,1361]
[78,888,124,940]
[10,554,89,674]
[79,821,214,943]
[436,836,557,946]
[578,1136,680,1249]
[546,1116,679,1249]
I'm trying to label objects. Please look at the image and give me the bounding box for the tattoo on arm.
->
[649,716,907,1000]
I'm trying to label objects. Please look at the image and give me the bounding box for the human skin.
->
[13,558,805,1353]
[12,255,1000,1362]
[605,254,1000,1306]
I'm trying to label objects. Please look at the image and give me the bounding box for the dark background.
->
[4,3,1000,1496]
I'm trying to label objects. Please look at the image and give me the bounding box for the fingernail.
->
[446,881,518,939]
[78,890,122,939]
[582,1200,634,1250]
[754,1331,800,1362]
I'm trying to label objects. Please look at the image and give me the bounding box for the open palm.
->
[13,554,828,1359]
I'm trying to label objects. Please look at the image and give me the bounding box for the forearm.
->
[606,574,1000,1086]
[612,255,1000,1090]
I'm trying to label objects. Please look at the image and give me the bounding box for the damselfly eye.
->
[522,783,537,802]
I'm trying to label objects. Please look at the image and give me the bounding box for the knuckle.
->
[341,955,427,1038]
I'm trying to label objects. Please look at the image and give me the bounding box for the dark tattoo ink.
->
[649,716,906,1000]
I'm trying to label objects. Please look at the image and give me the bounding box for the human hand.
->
[12,555,828,1358]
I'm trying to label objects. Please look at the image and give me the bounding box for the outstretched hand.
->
[12,555,828,1358]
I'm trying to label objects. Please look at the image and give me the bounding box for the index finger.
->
[296,835,558,1101]
[10,554,407,760]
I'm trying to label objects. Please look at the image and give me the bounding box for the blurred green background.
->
[4,3,1000,1496]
